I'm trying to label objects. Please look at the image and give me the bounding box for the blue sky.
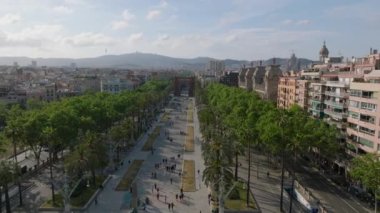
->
[0,0,378,60]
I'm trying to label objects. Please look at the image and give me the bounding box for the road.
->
[294,158,371,213]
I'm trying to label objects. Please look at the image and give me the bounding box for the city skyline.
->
[0,0,379,60]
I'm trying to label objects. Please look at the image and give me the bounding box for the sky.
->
[0,0,378,60]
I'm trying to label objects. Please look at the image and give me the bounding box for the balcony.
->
[325,81,349,87]
[324,109,348,119]
[324,118,346,129]
[324,91,349,98]
[324,100,347,109]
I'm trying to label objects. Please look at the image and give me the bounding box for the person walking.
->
[170,178,173,184]
[168,203,171,211]
[171,202,174,210]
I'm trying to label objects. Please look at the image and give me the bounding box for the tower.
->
[319,41,329,63]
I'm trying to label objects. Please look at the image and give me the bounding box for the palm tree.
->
[0,161,17,213]
[4,105,25,206]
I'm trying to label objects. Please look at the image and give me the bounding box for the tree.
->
[66,131,108,185]
[257,108,291,211]
[4,105,25,206]
[351,153,380,213]
[0,161,17,213]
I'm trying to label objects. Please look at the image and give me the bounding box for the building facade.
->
[277,75,297,109]
[347,71,380,155]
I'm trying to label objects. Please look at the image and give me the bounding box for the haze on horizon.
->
[0,0,378,61]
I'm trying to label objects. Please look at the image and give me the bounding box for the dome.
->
[319,41,329,56]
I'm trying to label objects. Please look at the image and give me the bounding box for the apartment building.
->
[277,73,297,109]
[347,70,380,155]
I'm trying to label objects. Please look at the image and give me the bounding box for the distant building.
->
[206,60,225,76]
[319,41,329,63]
[100,78,134,94]
[71,75,101,93]
[287,53,301,72]
[31,60,37,68]
[219,71,239,87]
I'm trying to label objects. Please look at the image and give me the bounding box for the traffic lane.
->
[294,163,366,213]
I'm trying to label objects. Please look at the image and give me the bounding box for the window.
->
[349,111,359,119]
[360,114,375,124]
[350,89,361,97]
[359,126,375,136]
[349,100,360,108]
[358,137,374,148]
[362,91,374,99]
[348,122,357,129]
[360,102,377,111]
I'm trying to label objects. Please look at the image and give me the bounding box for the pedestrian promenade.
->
[88,96,209,212]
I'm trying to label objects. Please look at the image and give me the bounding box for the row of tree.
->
[196,83,339,211]
[0,80,171,212]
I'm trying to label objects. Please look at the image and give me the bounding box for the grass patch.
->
[187,110,193,123]
[161,112,169,122]
[225,181,257,210]
[41,194,64,208]
[142,127,161,151]
[181,160,196,192]
[116,160,144,191]
[41,175,107,208]
[185,126,194,152]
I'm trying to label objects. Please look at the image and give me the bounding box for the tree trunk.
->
[49,151,55,204]
[13,138,23,206]
[0,186,3,213]
[234,152,238,181]
[289,154,296,213]
[246,141,251,207]
[4,184,11,213]
[280,151,285,211]
[375,190,377,213]
[91,170,96,186]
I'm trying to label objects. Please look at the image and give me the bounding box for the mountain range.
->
[0,52,314,70]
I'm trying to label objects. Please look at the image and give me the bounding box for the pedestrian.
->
[197,169,200,175]
[154,183,157,189]
[175,194,178,200]
[267,171,270,178]
[180,188,183,194]
[94,196,98,205]
[168,203,171,210]
[171,202,174,210]
[170,178,173,184]
[157,193,159,200]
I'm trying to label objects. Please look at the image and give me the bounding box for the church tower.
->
[319,41,329,63]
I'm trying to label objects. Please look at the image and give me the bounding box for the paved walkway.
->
[88,96,209,213]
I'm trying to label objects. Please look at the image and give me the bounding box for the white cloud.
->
[159,0,168,8]
[64,32,115,46]
[296,19,311,25]
[128,33,143,43]
[146,10,161,20]
[0,14,21,25]
[282,19,311,26]
[282,19,293,25]
[112,10,135,30]
[53,5,74,14]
